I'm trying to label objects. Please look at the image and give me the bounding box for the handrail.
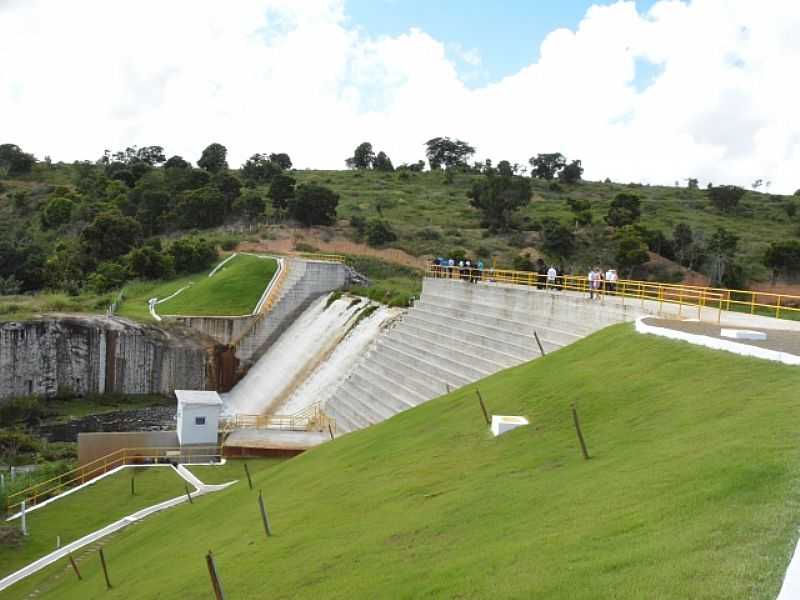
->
[6,445,221,514]
[221,402,335,434]
[294,252,346,264]
[427,265,800,322]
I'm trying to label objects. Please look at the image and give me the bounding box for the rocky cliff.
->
[0,315,222,400]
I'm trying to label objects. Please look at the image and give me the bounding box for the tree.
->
[175,187,227,229]
[197,143,228,173]
[373,151,394,172]
[615,228,650,277]
[686,178,699,190]
[42,197,74,228]
[81,212,142,262]
[346,142,375,170]
[764,240,800,281]
[136,189,172,235]
[672,222,694,267]
[233,190,266,220]
[289,184,339,226]
[529,153,566,180]
[241,153,280,186]
[169,237,217,274]
[425,137,475,170]
[269,153,292,170]
[467,174,531,232]
[558,160,583,184]
[164,155,191,169]
[0,144,36,176]
[135,146,166,166]
[708,185,745,213]
[87,261,129,293]
[706,227,739,285]
[540,218,576,258]
[212,171,242,214]
[365,219,397,246]
[497,160,513,178]
[605,193,641,228]
[269,173,296,212]
[127,242,173,280]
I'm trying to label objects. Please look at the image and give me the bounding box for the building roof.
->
[175,390,223,406]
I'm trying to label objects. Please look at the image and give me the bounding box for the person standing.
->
[546,265,557,290]
[605,268,618,295]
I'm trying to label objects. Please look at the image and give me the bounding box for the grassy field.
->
[6,324,800,599]
[0,467,186,580]
[186,457,287,486]
[114,253,278,320]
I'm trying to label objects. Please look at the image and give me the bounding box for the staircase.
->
[325,277,638,434]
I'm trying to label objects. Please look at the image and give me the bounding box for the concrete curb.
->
[634,317,800,366]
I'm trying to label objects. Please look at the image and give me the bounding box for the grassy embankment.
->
[0,467,187,580]
[6,324,800,599]
[116,253,277,320]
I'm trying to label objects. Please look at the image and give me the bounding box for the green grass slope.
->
[6,325,800,599]
[116,254,277,320]
[0,467,186,579]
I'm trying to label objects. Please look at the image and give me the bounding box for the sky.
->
[1,0,799,193]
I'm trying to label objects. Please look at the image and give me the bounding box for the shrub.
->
[366,220,397,247]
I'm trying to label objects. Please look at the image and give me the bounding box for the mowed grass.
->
[157,254,277,316]
[7,325,800,599]
[0,467,186,580]
[186,457,287,486]
[115,254,278,321]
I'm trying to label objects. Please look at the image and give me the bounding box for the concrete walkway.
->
[0,464,235,593]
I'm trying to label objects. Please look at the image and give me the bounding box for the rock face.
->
[0,315,216,400]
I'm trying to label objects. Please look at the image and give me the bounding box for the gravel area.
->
[642,317,800,356]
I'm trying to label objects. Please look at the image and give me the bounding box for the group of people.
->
[430,256,620,299]
[431,257,485,282]
[587,266,619,299]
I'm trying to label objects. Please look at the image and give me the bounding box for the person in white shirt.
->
[588,267,603,299]
[546,266,557,289]
[605,268,618,295]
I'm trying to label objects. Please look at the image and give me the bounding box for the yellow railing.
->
[222,402,334,433]
[427,265,800,322]
[294,252,346,264]
[6,445,221,515]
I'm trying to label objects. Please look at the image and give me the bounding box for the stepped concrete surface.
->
[235,259,348,366]
[325,276,800,434]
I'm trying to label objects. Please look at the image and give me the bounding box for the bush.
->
[169,236,217,274]
[366,220,397,247]
[417,227,442,241]
[0,396,45,427]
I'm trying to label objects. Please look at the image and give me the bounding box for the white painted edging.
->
[208,252,238,278]
[634,317,800,366]
[0,464,235,592]
[252,257,284,315]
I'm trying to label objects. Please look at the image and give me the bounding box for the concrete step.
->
[372,342,472,390]
[327,403,359,435]
[394,319,529,367]
[368,351,449,398]
[415,297,588,346]
[378,336,492,383]
[389,327,511,373]
[400,311,537,360]
[327,387,375,430]
[353,363,427,409]
[336,379,392,423]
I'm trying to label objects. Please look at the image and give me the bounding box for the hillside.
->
[6,324,800,599]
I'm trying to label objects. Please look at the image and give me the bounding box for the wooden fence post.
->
[258,490,272,537]
[205,551,225,600]
[68,553,82,581]
[185,484,194,505]
[476,390,490,425]
[328,423,335,440]
[98,548,112,590]
[533,331,546,357]
[243,463,253,490]
[571,403,590,460]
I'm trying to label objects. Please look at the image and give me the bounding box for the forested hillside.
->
[1,140,799,321]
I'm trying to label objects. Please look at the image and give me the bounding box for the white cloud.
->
[0,0,799,192]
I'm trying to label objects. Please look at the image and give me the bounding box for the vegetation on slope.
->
[155,254,277,317]
[7,325,800,599]
[0,467,186,579]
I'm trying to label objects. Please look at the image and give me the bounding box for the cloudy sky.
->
[1,0,799,192]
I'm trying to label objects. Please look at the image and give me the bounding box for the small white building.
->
[176,390,223,446]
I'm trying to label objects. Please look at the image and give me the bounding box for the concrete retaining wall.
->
[0,316,214,400]
[171,315,256,345]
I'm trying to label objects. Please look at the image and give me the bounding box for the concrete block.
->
[491,415,529,437]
